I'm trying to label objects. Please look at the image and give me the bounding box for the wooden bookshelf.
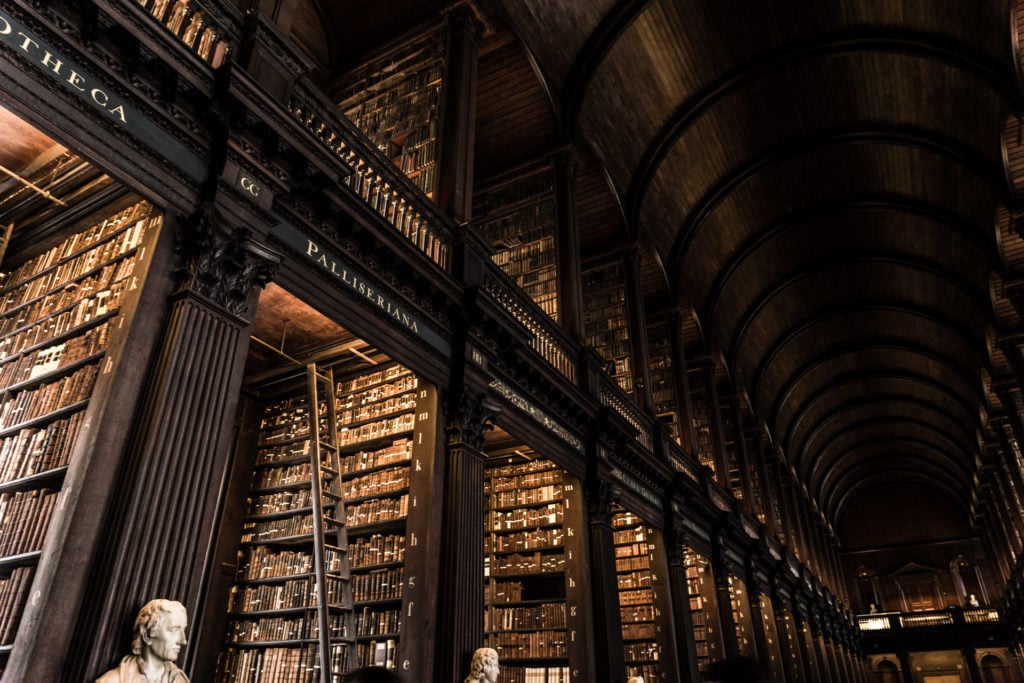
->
[217,373,356,683]
[0,200,157,666]
[583,263,632,393]
[646,320,681,444]
[484,456,585,683]
[335,30,445,200]
[476,169,559,322]
[612,505,662,682]
[719,408,744,501]
[217,362,436,680]
[684,547,720,675]
[686,366,717,476]
[727,575,755,659]
[339,364,418,670]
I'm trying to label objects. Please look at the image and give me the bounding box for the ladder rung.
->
[322,491,342,500]
[324,543,347,552]
[323,516,345,527]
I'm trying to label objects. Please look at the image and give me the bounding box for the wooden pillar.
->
[436,4,483,223]
[5,212,177,680]
[701,359,731,489]
[666,312,700,457]
[781,475,807,562]
[746,581,773,672]
[795,611,822,681]
[773,603,803,682]
[732,403,755,509]
[665,515,703,683]
[61,215,279,681]
[586,460,627,683]
[621,247,653,409]
[553,150,584,340]
[712,539,742,660]
[434,394,500,683]
[962,645,983,683]
[811,616,836,682]
[753,434,779,535]
[897,650,915,683]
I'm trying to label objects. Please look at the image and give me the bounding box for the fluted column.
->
[773,603,803,682]
[795,611,822,681]
[587,460,627,683]
[700,358,731,489]
[434,393,500,683]
[666,311,700,457]
[665,513,703,683]
[621,247,653,409]
[553,150,584,340]
[713,538,742,660]
[63,213,279,681]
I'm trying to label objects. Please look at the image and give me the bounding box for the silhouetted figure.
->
[343,666,403,683]
[706,657,771,682]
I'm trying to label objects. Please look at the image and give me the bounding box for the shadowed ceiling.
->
[299,0,1024,549]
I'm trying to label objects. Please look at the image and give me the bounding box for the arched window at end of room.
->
[980,653,1007,683]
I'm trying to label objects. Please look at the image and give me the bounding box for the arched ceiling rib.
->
[499,0,1020,545]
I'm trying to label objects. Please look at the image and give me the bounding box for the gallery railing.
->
[132,0,236,66]
[857,607,1000,631]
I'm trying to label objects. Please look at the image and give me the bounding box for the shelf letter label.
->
[407,601,414,617]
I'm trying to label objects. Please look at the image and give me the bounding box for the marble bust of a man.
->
[465,647,499,683]
[96,599,189,683]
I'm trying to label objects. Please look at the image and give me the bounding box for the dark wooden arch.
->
[782,371,980,456]
[750,304,986,421]
[701,196,998,329]
[798,396,978,475]
[768,339,982,432]
[818,436,974,512]
[723,254,992,374]
[560,0,652,138]
[832,468,973,525]
[626,28,1021,228]
[667,126,1008,281]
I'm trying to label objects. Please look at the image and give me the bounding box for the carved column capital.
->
[444,392,501,451]
[176,204,280,317]
[586,469,620,521]
[445,1,488,42]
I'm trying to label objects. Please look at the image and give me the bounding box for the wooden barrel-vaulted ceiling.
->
[492,0,1023,544]
[300,0,1024,546]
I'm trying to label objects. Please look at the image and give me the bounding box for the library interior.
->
[0,0,1022,682]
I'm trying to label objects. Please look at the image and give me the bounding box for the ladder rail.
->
[306,363,335,683]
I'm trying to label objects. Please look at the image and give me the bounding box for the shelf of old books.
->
[217,361,436,681]
[727,575,755,659]
[757,591,786,681]
[335,27,445,200]
[686,365,718,476]
[484,452,587,683]
[476,168,559,322]
[646,320,681,444]
[684,547,722,675]
[217,378,356,683]
[583,263,632,394]
[612,505,663,682]
[0,199,158,666]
